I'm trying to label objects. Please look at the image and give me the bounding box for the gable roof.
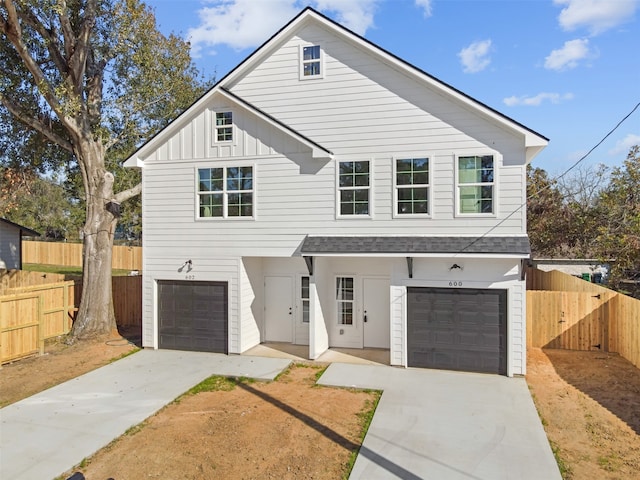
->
[123,85,333,167]
[124,7,547,168]
[0,218,40,237]
[222,8,548,158]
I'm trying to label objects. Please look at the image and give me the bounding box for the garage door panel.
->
[158,280,228,354]
[407,287,507,375]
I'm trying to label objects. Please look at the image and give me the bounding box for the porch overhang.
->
[299,235,532,258]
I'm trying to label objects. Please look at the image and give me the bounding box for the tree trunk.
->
[69,140,118,340]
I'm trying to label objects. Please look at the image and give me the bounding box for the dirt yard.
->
[3,337,640,480]
[526,348,640,479]
[0,331,139,407]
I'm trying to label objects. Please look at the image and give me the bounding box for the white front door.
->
[363,277,390,348]
[264,276,293,342]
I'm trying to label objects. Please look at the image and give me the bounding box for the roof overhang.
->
[299,235,531,259]
[0,218,40,237]
[123,85,333,169]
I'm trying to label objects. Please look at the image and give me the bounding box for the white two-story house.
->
[124,8,547,376]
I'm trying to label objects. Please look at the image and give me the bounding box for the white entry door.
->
[363,277,390,348]
[264,276,293,342]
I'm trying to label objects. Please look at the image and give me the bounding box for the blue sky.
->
[146,0,640,174]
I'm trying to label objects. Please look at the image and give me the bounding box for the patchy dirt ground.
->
[4,337,640,480]
[65,364,377,480]
[0,330,139,407]
[526,348,640,479]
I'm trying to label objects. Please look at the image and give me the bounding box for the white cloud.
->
[187,0,380,56]
[312,0,379,35]
[544,38,591,70]
[457,39,492,73]
[554,0,638,35]
[414,0,433,17]
[608,133,640,156]
[503,92,574,107]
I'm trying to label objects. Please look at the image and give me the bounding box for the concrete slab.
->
[318,363,562,480]
[0,349,290,480]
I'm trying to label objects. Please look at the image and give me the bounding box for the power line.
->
[459,100,640,253]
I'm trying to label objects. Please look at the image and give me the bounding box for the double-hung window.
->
[338,161,370,216]
[215,111,233,142]
[458,155,494,214]
[301,45,322,78]
[198,166,253,218]
[395,158,429,215]
[336,277,354,325]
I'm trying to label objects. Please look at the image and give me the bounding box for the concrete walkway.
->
[0,350,291,480]
[319,363,562,480]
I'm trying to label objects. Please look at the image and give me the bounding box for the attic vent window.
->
[300,45,323,79]
[215,111,233,142]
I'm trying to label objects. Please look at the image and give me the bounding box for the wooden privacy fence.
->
[527,268,640,370]
[0,281,75,364]
[21,240,142,271]
[0,271,142,364]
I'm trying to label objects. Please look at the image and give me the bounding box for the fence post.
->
[38,294,45,355]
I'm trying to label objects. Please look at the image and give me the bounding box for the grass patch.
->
[23,263,132,277]
[550,440,573,479]
[109,347,140,364]
[597,453,620,472]
[343,390,382,479]
[185,375,238,396]
[314,365,329,382]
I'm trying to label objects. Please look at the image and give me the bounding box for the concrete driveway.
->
[0,349,291,480]
[319,363,562,480]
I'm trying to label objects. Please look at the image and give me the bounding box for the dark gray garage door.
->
[407,287,506,375]
[158,280,228,353]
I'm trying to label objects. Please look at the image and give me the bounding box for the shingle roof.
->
[0,218,41,237]
[300,236,531,255]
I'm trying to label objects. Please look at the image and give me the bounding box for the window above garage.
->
[198,166,254,219]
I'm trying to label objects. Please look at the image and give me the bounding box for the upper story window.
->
[215,111,233,142]
[338,161,370,216]
[395,158,429,215]
[457,155,494,214]
[300,45,323,79]
[198,166,253,218]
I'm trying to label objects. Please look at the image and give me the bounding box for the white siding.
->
[0,223,20,270]
[390,257,525,376]
[239,257,263,351]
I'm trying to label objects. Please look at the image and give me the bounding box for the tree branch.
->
[114,183,142,204]
[18,8,68,76]
[0,0,64,116]
[68,0,98,96]
[0,95,74,153]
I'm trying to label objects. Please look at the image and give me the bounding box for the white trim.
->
[304,252,530,259]
[299,43,325,80]
[392,155,433,219]
[335,158,374,219]
[454,152,499,218]
[211,108,237,146]
[194,163,256,221]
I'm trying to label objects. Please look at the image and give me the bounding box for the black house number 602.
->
[449,281,462,287]
[185,275,195,280]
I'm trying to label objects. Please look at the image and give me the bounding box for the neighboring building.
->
[124,8,548,376]
[0,218,40,270]
[531,258,609,283]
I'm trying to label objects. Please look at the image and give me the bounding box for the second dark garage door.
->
[158,280,228,354]
[407,287,507,375]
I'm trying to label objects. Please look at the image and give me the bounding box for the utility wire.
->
[458,100,640,254]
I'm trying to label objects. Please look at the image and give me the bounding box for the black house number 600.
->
[449,281,462,287]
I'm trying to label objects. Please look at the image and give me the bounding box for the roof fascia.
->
[0,217,40,236]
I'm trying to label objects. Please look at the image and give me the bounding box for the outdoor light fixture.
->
[450,263,462,271]
[178,259,193,272]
